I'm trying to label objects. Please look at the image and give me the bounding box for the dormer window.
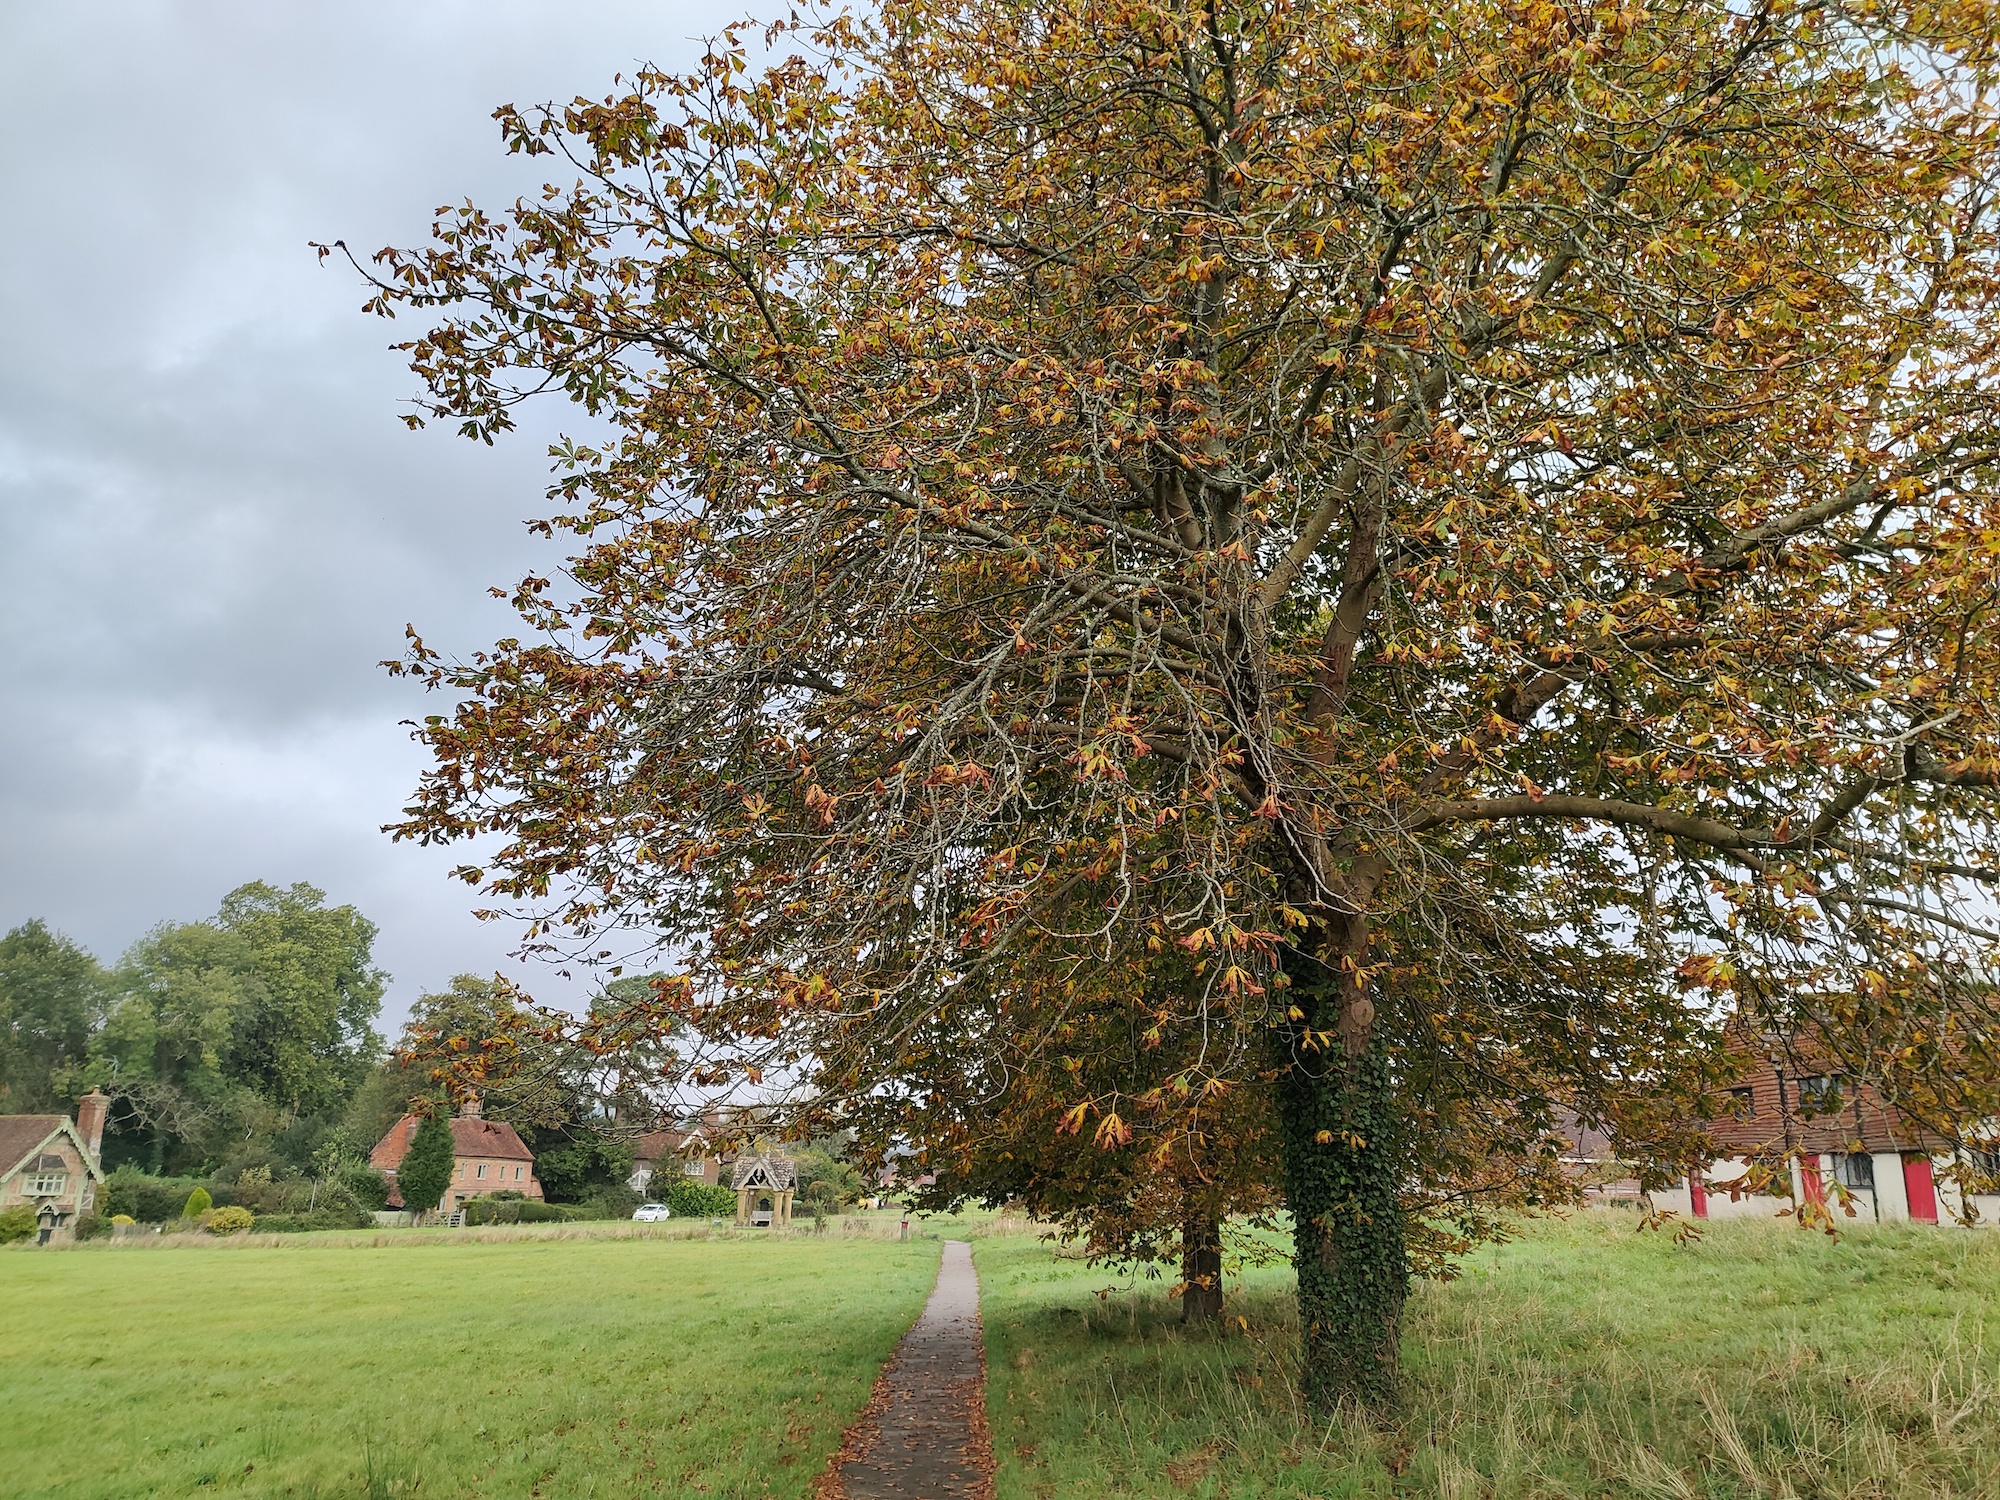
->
[26,1171,67,1196]
[1798,1075,1844,1110]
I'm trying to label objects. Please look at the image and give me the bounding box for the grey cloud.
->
[1,1,740,1020]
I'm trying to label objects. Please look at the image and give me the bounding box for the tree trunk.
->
[1275,940,1408,1410]
[1179,1190,1224,1325]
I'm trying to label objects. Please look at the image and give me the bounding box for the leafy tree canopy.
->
[0,920,111,1112]
[361,0,2000,1404]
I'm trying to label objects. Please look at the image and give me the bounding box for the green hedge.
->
[665,1178,738,1219]
[250,1202,374,1234]
[99,1170,208,1225]
[462,1198,568,1226]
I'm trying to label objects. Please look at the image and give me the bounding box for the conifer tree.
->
[396,1111,456,1218]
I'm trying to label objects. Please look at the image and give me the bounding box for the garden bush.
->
[575,1185,643,1220]
[458,1196,569,1226]
[74,1212,109,1240]
[100,1169,205,1224]
[336,1163,389,1209]
[248,1216,370,1240]
[0,1205,38,1244]
[205,1206,254,1234]
[182,1186,212,1220]
[665,1178,737,1220]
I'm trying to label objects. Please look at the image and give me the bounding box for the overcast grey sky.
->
[0,2,739,1025]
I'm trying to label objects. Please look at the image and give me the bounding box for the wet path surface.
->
[822,1240,994,1500]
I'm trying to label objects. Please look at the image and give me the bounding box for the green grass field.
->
[9,1213,2000,1499]
[978,1213,2000,1499]
[0,1223,942,1499]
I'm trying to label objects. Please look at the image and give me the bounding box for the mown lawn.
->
[0,1225,942,1499]
[978,1213,2000,1500]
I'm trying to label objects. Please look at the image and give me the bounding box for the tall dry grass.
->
[980,1214,2000,1499]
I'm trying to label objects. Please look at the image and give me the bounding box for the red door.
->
[1903,1154,1938,1223]
[1801,1156,1826,1207]
[1688,1172,1708,1219]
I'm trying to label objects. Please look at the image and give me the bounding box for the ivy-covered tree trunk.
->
[1276,942,1408,1409]
[1179,1188,1224,1325]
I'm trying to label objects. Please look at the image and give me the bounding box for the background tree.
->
[0,920,110,1111]
[363,0,2000,1405]
[82,882,385,1173]
[396,1109,456,1217]
[397,973,653,1208]
[212,881,385,1116]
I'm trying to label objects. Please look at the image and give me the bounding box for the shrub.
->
[205,1206,254,1234]
[336,1163,390,1210]
[580,1185,642,1219]
[130,1180,187,1222]
[182,1187,212,1220]
[0,1205,38,1244]
[795,1146,865,1209]
[463,1197,570,1225]
[665,1178,738,1220]
[249,1214,314,1234]
[462,1197,521,1226]
[325,1181,374,1220]
[102,1169,207,1224]
[74,1213,109,1241]
[256,1197,373,1233]
[109,1214,136,1226]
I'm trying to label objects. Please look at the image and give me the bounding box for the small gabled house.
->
[369,1099,543,1214]
[0,1090,108,1244]
[627,1122,724,1194]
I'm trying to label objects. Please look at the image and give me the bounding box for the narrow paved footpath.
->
[822,1239,994,1500]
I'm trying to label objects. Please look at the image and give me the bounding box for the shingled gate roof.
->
[731,1152,798,1191]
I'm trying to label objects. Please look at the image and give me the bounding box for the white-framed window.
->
[514,1166,523,1181]
[26,1172,66,1196]
[683,1159,706,1177]
[476,1163,487,1179]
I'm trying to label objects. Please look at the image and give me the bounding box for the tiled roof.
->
[370,1114,538,1172]
[633,1127,714,1162]
[1702,1033,1953,1155]
[0,1116,66,1178]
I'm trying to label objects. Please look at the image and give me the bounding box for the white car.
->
[631,1203,671,1223]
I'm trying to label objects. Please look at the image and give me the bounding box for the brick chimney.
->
[75,1090,108,1156]
[458,1096,482,1119]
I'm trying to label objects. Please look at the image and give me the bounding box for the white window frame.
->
[26,1172,67,1196]
[683,1159,707,1177]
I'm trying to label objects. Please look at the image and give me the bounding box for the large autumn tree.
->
[357,0,2000,1405]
